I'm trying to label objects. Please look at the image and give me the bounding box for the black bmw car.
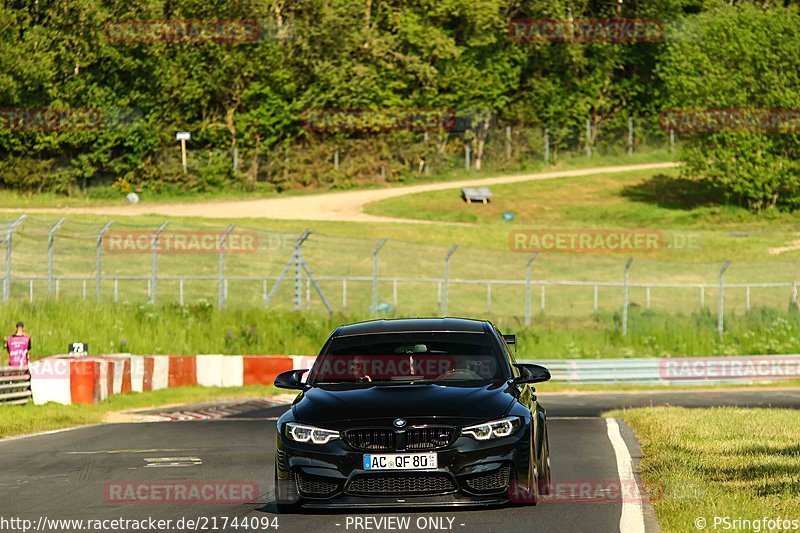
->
[273,317,551,511]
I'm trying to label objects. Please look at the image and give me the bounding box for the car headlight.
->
[285,422,340,444]
[462,416,521,441]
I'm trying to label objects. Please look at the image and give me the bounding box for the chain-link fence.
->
[1,216,798,335]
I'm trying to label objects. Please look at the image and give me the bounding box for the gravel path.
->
[1,162,678,223]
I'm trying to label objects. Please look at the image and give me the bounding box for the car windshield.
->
[309,332,506,385]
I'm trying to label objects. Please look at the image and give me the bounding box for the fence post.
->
[622,257,634,336]
[718,261,731,336]
[4,215,26,302]
[486,282,492,314]
[525,252,539,326]
[627,116,634,155]
[464,142,471,170]
[47,218,66,297]
[96,221,113,301]
[442,245,458,316]
[544,127,550,164]
[585,119,592,158]
[669,128,675,153]
[505,126,512,160]
[371,238,388,317]
[293,230,311,311]
[745,285,750,313]
[150,222,169,304]
[218,224,236,309]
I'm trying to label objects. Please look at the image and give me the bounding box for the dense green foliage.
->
[0,0,798,209]
[658,4,800,212]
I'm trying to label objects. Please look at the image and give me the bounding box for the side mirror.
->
[274,369,309,390]
[502,334,517,347]
[512,363,550,384]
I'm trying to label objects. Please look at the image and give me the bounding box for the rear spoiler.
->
[502,334,517,346]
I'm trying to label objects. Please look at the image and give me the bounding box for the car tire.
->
[538,428,552,496]
[274,467,300,513]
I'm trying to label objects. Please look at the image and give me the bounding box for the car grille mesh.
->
[295,472,340,497]
[406,427,454,450]
[344,429,396,451]
[464,465,511,493]
[347,473,456,496]
[345,427,455,451]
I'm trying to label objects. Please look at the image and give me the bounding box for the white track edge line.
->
[606,418,646,533]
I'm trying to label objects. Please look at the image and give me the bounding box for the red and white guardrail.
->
[28,354,302,405]
[25,353,800,405]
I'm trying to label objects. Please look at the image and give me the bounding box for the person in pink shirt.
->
[5,321,31,367]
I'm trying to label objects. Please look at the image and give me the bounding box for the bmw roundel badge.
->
[393,418,407,428]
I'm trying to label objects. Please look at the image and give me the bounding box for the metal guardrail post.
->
[47,218,66,298]
[96,221,113,300]
[718,261,731,336]
[442,245,458,316]
[150,222,169,304]
[525,252,539,326]
[622,257,634,336]
[371,238,388,317]
[4,215,26,302]
[218,224,236,309]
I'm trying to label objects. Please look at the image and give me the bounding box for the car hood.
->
[292,382,516,427]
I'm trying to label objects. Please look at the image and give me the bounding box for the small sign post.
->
[68,343,88,356]
[176,132,191,174]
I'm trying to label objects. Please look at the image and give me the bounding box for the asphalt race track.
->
[2,389,799,533]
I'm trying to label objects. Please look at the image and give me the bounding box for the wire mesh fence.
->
[1,216,798,335]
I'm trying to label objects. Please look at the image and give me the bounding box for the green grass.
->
[364,168,800,261]
[4,300,800,360]
[0,384,280,439]
[612,407,800,533]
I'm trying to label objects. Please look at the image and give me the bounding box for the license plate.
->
[363,453,437,470]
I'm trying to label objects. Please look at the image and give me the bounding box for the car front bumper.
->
[275,427,534,508]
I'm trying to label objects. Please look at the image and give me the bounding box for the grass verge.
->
[611,407,800,533]
[4,301,800,359]
[0,384,280,439]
